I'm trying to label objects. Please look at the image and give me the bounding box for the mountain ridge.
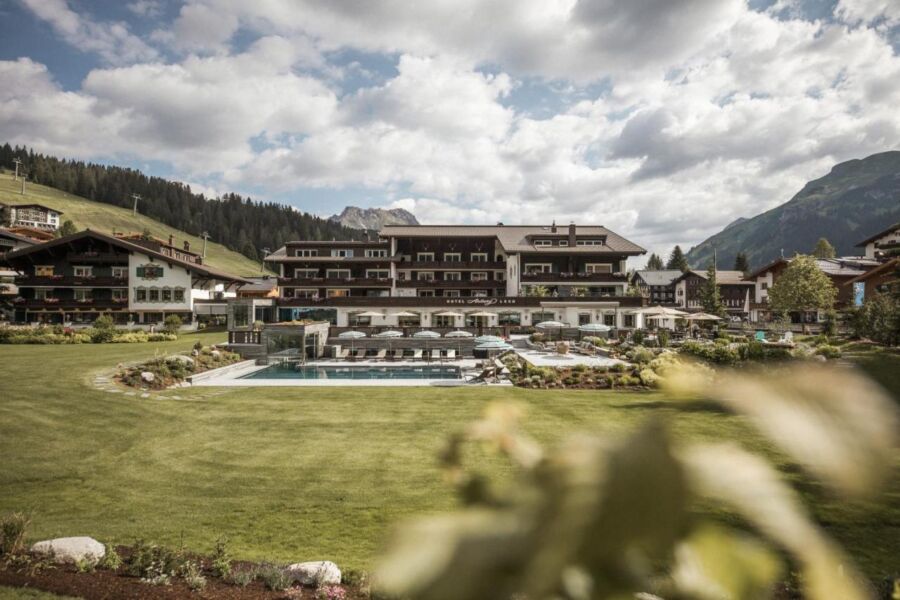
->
[329,206,419,230]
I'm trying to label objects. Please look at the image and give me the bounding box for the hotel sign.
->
[445,298,519,307]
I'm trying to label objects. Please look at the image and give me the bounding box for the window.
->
[296,249,318,257]
[584,264,612,274]
[498,312,521,326]
[604,313,616,326]
[417,272,435,281]
[432,315,455,327]
[471,290,488,297]
[418,290,435,297]
[445,272,461,281]
[111,266,127,279]
[495,272,505,281]
[761,282,768,290]
[135,288,147,302]
[161,288,172,302]
[470,252,488,262]
[624,314,635,327]
[471,272,488,282]
[36,265,54,277]
[35,288,53,300]
[444,290,461,297]
[365,249,388,258]
[366,269,390,279]
[73,266,93,278]
[232,303,251,328]
[525,263,553,273]
[136,264,163,279]
[578,313,591,325]
[112,288,127,301]
[576,239,605,246]
[326,289,350,298]
[331,249,353,257]
[559,240,569,247]
[294,268,319,279]
[74,288,92,301]
[326,269,351,279]
[349,315,371,326]
[173,288,185,302]
[444,253,461,262]
[532,311,555,324]
[293,288,318,299]
[534,240,552,247]
[416,252,435,262]
[149,288,160,302]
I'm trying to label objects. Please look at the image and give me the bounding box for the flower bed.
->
[0,325,178,345]
[117,345,243,390]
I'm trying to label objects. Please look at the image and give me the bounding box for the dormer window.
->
[297,249,318,257]
[331,249,353,257]
[534,240,552,247]
[576,238,605,246]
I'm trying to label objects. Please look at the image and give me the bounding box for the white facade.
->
[863,226,900,259]
[127,253,194,312]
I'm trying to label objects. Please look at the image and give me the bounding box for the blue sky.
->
[1,0,898,258]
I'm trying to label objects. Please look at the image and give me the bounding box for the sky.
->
[1,0,899,261]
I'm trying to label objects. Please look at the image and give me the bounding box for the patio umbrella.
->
[636,306,688,316]
[474,335,504,344]
[413,329,441,358]
[475,340,513,358]
[375,329,403,354]
[578,323,611,333]
[355,310,385,318]
[536,320,566,342]
[390,311,419,317]
[683,312,722,321]
[445,329,473,356]
[338,330,366,354]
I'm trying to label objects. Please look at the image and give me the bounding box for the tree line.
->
[0,144,365,261]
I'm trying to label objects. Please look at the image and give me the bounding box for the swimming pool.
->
[240,363,462,380]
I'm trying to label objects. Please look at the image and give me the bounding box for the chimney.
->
[551,220,557,233]
[168,234,174,246]
[568,222,576,247]
[183,240,190,252]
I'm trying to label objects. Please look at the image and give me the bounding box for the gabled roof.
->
[746,256,869,280]
[5,229,252,284]
[1,202,63,214]
[856,223,900,246]
[845,258,899,285]
[633,270,683,286]
[379,224,646,255]
[675,269,754,285]
[0,228,38,245]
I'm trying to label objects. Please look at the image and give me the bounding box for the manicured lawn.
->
[1,333,898,584]
[0,587,78,600]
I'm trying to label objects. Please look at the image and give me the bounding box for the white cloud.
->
[20,0,158,65]
[127,0,164,18]
[835,0,900,27]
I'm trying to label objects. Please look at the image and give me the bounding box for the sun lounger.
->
[375,348,387,360]
[446,349,456,360]
[391,349,404,360]
[431,349,441,361]
[353,348,366,361]
[337,348,350,359]
[754,330,767,342]
[413,349,423,360]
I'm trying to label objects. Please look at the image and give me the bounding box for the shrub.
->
[211,536,231,578]
[227,567,256,587]
[317,584,347,600]
[75,556,96,573]
[98,544,122,571]
[631,329,645,345]
[657,329,670,348]
[147,333,178,342]
[815,344,842,360]
[572,364,587,373]
[94,315,115,330]
[612,362,629,373]
[89,326,116,344]
[257,563,292,591]
[180,560,207,591]
[163,315,183,335]
[638,368,659,387]
[193,340,204,351]
[631,348,654,365]
[0,511,31,556]
[617,375,641,386]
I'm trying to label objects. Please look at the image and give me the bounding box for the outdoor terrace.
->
[396,280,504,288]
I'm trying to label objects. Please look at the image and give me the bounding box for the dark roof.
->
[379,224,646,254]
[239,277,278,292]
[846,258,899,285]
[4,229,252,284]
[1,202,63,214]
[745,258,790,280]
[633,270,683,286]
[675,269,754,285]
[856,223,900,246]
[746,257,869,279]
[0,228,38,245]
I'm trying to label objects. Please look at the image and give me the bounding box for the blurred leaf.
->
[682,443,873,600]
[670,524,782,600]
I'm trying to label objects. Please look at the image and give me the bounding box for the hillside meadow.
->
[0,333,898,583]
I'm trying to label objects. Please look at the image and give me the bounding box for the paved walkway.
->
[515,348,623,368]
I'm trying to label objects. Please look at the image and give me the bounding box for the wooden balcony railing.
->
[16,276,128,287]
[399,260,506,270]
[395,279,504,288]
[521,272,626,282]
[278,277,393,287]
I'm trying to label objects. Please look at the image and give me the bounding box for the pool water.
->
[241,363,462,380]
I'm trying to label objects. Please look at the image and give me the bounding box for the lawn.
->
[0,333,898,585]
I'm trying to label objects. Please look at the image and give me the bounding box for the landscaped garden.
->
[0,332,898,598]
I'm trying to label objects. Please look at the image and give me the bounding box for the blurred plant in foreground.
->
[375,365,898,600]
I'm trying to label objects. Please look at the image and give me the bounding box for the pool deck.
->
[514,349,624,368]
[189,359,507,387]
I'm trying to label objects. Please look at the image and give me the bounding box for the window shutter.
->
[136,266,144,277]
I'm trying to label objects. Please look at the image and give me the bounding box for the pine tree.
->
[56,220,78,237]
[645,253,664,270]
[812,237,836,259]
[666,246,689,272]
[698,262,726,317]
[734,252,749,274]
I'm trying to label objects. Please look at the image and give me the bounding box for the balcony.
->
[396,279,504,288]
[278,277,393,287]
[67,252,128,264]
[13,298,128,310]
[16,276,128,287]
[400,260,506,270]
[521,271,626,283]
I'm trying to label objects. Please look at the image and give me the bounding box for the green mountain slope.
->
[0,171,264,276]
[686,151,900,269]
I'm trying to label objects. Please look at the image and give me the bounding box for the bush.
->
[163,315,183,335]
[257,563,292,591]
[638,368,659,387]
[680,340,739,365]
[815,344,842,360]
[631,348,654,365]
[227,567,256,587]
[211,536,231,578]
[98,544,122,571]
[0,512,31,556]
[317,584,347,600]
[193,340,204,351]
[180,560,207,591]
[631,329,645,345]
[94,315,115,331]
[657,329,670,348]
[89,326,116,344]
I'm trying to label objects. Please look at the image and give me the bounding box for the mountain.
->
[0,144,365,264]
[0,172,263,275]
[329,206,419,230]
[686,151,900,269]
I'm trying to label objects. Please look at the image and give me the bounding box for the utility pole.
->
[12,158,22,181]
[260,248,269,274]
[20,172,27,195]
[201,231,210,258]
[131,193,142,216]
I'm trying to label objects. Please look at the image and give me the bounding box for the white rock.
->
[141,371,155,383]
[31,537,105,564]
[166,355,194,365]
[191,349,200,357]
[210,350,221,358]
[284,560,341,585]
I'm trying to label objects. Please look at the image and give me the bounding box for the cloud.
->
[127,0,164,18]
[20,0,158,65]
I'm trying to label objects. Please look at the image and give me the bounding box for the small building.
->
[0,228,38,257]
[845,258,898,301]
[0,203,63,231]
[673,270,753,318]
[856,223,900,261]
[4,229,250,327]
[237,276,280,299]
[630,270,682,305]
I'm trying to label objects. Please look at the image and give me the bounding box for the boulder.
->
[140,371,155,383]
[210,350,221,358]
[284,560,341,585]
[166,355,194,366]
[191,349,200,357]
[31,537,105,564]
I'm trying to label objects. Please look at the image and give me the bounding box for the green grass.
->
[0,588,78,600]
[0,335,898,583]
[0,172,262,276]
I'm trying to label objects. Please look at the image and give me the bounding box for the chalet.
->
[630,270,682,306]
[252,222,647,332]
[845,258,898,300]
[673,270,754,318]
[0,203,62,232]
[0,228,37,257]
[856,223,900,261]
[4,229,250,327]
